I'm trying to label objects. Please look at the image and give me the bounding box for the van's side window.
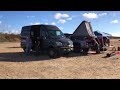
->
[41,30,48,38]
[21,27,31,36]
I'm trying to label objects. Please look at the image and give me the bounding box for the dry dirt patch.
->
[0,39,120,79]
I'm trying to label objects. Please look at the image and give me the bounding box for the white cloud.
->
[0,21,2,24]
[58,19,66,24]
[30,22,40,25]
[15,30,20,34]
[111,32,120,37]
[82,12,107,19]
[11,30,15,33]
[4,29,20,34]
[54,13,69,19]
[83,13,98,19]
[10,30,20,34]
[27,16,35,18]
[35,22,40,25]
[51,22,56,25]
[44,23,48,25]
[67,18,72,20]
[62,14,69,18]
[54,13,61,19]
[98,13,107,16]
[110,20,119,24]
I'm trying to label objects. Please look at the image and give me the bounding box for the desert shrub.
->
[0,33,20,42]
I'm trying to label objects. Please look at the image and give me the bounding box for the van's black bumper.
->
[56,46,73,54]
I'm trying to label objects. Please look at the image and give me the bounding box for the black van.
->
[20,24,73,58]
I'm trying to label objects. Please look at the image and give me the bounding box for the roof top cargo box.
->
[72,21,95,37]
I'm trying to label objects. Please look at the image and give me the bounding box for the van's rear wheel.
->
[48,48,58,58]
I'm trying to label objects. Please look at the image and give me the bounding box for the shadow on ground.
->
[64,52,88,58]
[0,52,88,62]
[63,51,101,58]
[6,46,21,48]
[0,51,100,62]
[0,52,51,62]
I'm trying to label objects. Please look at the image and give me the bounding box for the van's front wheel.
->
[48,48,58,58]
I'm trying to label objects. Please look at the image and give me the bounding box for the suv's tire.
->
[48,48,58,58]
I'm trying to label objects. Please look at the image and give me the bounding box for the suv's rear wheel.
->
[48,48,58,58]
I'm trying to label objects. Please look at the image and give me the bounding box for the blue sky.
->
[0,11,120,36]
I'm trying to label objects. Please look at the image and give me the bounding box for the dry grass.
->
[0,39,120,79]
[0,33,20,42]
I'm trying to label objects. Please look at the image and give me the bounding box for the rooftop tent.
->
[72,21,96,37]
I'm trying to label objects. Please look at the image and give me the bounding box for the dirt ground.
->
[0,39,120,79]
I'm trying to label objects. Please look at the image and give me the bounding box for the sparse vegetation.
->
[0,33,20,42]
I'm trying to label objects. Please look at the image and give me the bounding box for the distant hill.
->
[0,33,20,42]
[102,32,112,37]
[110,36,120,39]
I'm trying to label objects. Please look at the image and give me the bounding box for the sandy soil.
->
[0,39,120,79]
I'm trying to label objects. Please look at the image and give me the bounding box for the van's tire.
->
[48,48,58,58]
